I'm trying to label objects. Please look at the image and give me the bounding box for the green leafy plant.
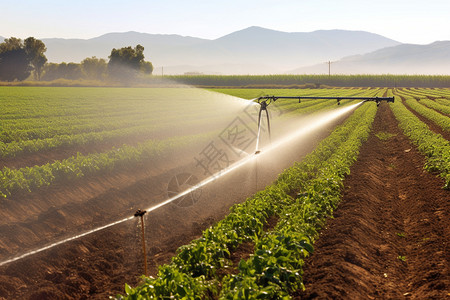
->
[375,132,397,141]
[389,90,450,189]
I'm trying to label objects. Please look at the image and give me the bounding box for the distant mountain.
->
[31,27,400,74]
[207,27,400,68]
[289,41,450,75]
[42,31,207,65]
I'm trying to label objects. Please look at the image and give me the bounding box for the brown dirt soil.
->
[296,102,449,299]
[0,108,354,299]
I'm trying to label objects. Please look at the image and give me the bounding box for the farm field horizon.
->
[0,85,448,299]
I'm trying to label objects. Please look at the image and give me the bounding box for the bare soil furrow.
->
[297,102,449,299]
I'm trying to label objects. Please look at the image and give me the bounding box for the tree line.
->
[0,37,153,82]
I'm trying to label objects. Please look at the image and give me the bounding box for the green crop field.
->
[167,74,450,88]
[0,86,382,199]
[0,86,448,299]
[116,87,449,298]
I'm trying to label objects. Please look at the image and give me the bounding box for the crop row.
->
[388,90,450,189]
[0,110,227,159]
[0,89,142,120]
[408,90,450,107]
[0,123,161,158]
[1,92,229,133]
[1,109,161,141]
[0,89,226,144]
[408,88,450,99]
[417,99,450,116]
[0,87,199,117]
[394,89,450,115]
[0,132,213,199]
[393,90,450,132]
[1,118,148,143]
[117,100,377,299]
[436,98,450,107]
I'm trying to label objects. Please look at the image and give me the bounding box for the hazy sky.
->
[2,0,449,44]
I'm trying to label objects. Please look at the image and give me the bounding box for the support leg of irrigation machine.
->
[254,100,272,190]
[257,100,272,144]
[134,209,148,277]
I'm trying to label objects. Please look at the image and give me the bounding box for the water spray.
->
[0,98,367,269]
[255,99,270,153]
[134,209,148,276]
[254,95,395,151]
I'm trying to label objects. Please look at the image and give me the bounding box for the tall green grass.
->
[165,75,450,88]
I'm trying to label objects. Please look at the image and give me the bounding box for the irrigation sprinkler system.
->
[256,95,395,106]
[254,95,395,152]
[134,209,148,276]
[0,95,385,272]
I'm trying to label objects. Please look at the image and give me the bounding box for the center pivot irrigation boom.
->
[254,95,395,148]
[256,95,395,106]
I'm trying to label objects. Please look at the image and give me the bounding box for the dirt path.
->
[297,102,449,299]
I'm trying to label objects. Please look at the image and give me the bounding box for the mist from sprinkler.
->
[0,96,362,267]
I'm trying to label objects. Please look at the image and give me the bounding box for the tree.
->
[81,56,107,80]
[0,37,31,81]
[141,61,154,75]
[41,62,83,81]
[65,63,83,80]
[24,37,47,81]
[41,63,60,81]
[107,44,152,81]
[0,37,23,52]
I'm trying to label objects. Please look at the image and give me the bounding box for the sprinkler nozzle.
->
[134,209,147,217]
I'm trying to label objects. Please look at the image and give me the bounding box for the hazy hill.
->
[41,32,207,66]
[6,28,446,74]
[32,27,400,74]
[206,27,400,69]
[289,41,450,75]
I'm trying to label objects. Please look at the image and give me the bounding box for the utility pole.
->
[326,61,333,76]
[162,66,164,77]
